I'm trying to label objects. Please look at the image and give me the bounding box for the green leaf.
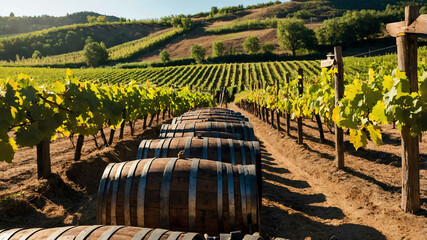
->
[367,124,382,145]
[383,75,394,92]
[0,138,17,163]
[370,101,388,124]
[349,129,368,150]
[15,123,43,147]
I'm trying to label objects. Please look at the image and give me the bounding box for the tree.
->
[97,16,107,23]
[212,41,225,57]
[277,18,316,56]
[9,12,15,17]
[160,49,170,63]
[82,42,108,67]
[211,7,219,16]
[181,17,192,30]
[190,44,206,63]
[87,15,97,23]
[32,50,42,59]
[243,36,260,54]
[261,42,275,54]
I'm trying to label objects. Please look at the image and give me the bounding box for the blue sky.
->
[0,0,286,19]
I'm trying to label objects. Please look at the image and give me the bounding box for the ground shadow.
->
[261,205,386,240]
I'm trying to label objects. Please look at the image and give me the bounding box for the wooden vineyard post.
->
[334,46,344,169]
[286,73,291,136]
[36,139,51,179]
[387,5,423,213]
[276,78,281,131]
[297,68,303,145]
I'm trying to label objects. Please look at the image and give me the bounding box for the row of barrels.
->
[95,107,262,237]
[0,226,263,240]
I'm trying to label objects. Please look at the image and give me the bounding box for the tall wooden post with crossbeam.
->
[386,5,426,213]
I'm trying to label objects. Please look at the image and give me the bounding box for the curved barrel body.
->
[0,226,203,240]
[159,122,256,141]
[172,115,248,125]
[96,158,260,235]
[137,137,260,168]
[185,108,242,116]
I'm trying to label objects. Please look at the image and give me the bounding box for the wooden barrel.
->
[136,137,260,169]
[96,158,260,235]
[172,115,248,124]
[159,122,256,141]
[137,137,262,198]
[182,110,243,117]
[0,226,203,240]
[185,108,242,116]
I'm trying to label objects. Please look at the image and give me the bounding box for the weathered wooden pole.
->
[36,139,51,179]
[334,46,344,169]
[286,73,291,136]
[297,68,303,145]
[276,78,281,131]
[396,5,420,213]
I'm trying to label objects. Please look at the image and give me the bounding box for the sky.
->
[0,0,285,19]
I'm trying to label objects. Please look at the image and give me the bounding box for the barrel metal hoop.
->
[18,228,43,240]
[155,139,167,158]
[97,163,115,224]
[202,137,209,159]
[143,139,153,159]
[217,162,224,233]
[226,163,236,230]
[248,141,256,165]
[131,228,153,240]
[75,225,103,240]
[230,123,236,135]
[159,124,166,138]
[189,122,196,137]
[239,140,246,165]
[101,163,116,224]
[167,232,183,240]
[169,124,179,138]
[228,139,235,165]
[206,122,212,132]
[248,123,255,140]
[99,226,125,240]
[217,138,222,162]
[160,158,179,229]
[179,123,186,137]
[137,140,147,160]
[188,158,200,231]
[182,233,201,240]
[1,228,23,240]
[46,226,76,240]
[238,165,248,231]
[161,138,172,158]
[184,137,192,159]
[147,229,168,240]
[111,162,127,225]
[124,160,142,225]
[240,121,249,141]
[247,166,258,230]
[137,158,156,226]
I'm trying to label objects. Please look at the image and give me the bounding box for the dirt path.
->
[229,104,426,240]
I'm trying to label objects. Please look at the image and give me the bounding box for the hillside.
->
[0,11,120,36]
[1,0,424,67]
[0,22,167,60]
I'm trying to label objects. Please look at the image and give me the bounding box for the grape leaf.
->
[349,129,367,150]
[370,101,388,124]
[367,124,382,145]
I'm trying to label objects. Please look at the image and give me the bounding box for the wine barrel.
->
[185,108,242,115]
[136,137,260,169]
[96,158,260,235]
[0,225,203,240]
[182,111,243,118]
[137,137,262,198]
[159,122,256,141]
[172,115,248,125]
